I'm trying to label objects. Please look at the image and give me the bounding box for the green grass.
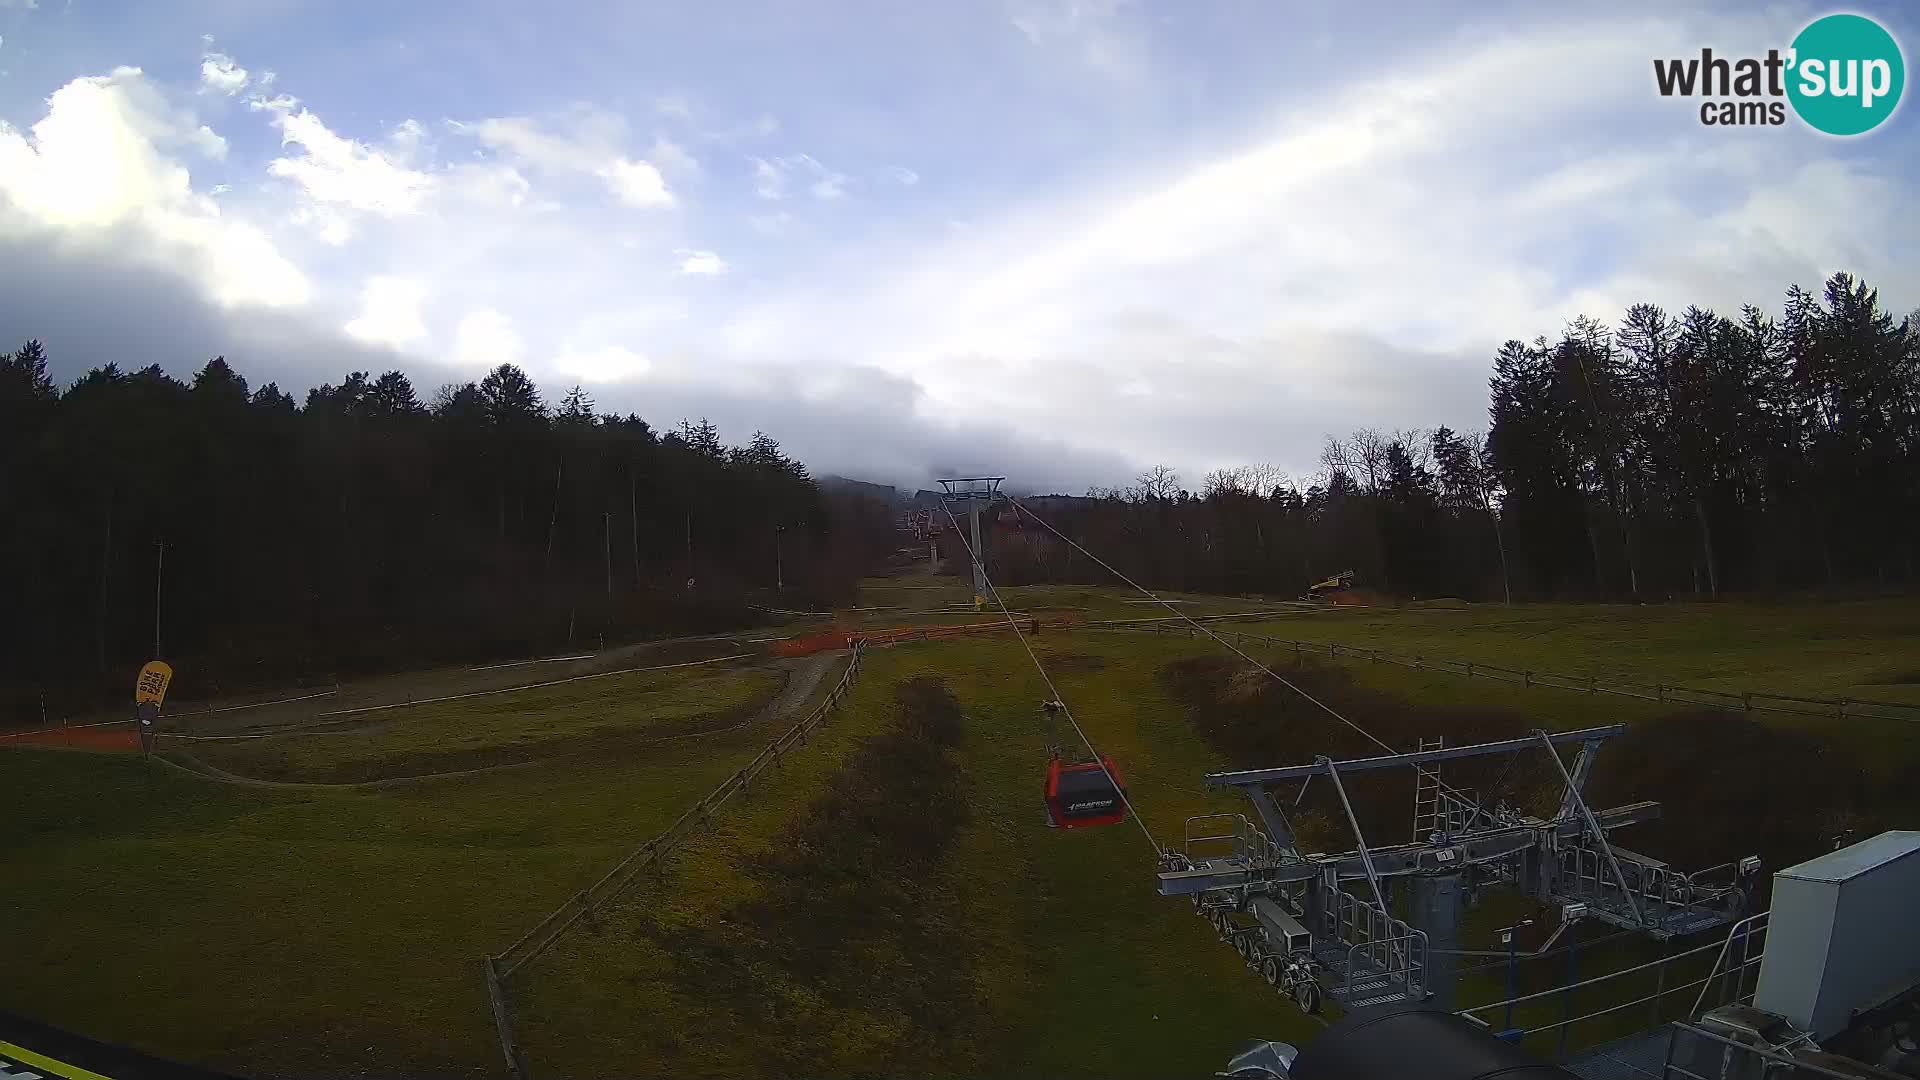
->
[7,594,1920,1076]
[1235,598,1920,702]
[515,634,1307,1078]
[0,670,823,1079]
[188,663,781,783]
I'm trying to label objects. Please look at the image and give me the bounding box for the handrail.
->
[1690,911,1768,1017]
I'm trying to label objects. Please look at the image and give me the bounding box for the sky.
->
[1,0,1916,493]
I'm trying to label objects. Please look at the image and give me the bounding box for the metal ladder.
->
[1412,736,1444,841]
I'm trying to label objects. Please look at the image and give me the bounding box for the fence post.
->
[1465,661,1474,678]
[1658,685,1666,703]
[484,957,531,1079]
[1743,692,1752,711]
[1649,939,1671,1027]
[1558,934,1579,1059]
[1524,671,1533,687]
[1586,676,1596,693]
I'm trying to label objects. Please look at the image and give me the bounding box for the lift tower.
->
[936,477,1004,607]
[1159,726,1762,1013]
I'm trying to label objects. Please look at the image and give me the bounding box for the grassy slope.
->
[7,594,1920,1077]
[189,664,781,783]
[1238,599,1920,702]
[0,666,810,1079]
[517,634,1306,1079]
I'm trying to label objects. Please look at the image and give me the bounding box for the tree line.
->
[0,351,891,720]
[988,272,1920,602]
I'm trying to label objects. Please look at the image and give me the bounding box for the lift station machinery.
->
[1157,725,1763,1014]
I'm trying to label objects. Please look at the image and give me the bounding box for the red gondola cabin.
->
[1044,753,1128,829]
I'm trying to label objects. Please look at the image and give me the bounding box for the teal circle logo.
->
[1787,13,1905,135]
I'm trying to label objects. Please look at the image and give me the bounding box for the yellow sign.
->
[134,660,173,706]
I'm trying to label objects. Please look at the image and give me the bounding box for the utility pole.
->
[153,540,164,658]
[936,478,1005,607]
[774,524,786,592]
[603,512,613,598]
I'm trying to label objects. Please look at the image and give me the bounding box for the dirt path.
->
[149,652,848,790]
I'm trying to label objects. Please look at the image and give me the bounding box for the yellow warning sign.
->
[134,660,173,706]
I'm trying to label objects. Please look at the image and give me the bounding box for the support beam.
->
[1536,729,1645,928]
[1243,786,1301,859]
[1554,739,1603,822]
[1410,871,1464,1009]
[1206,725,1628,787]
[1154,802,1659,897]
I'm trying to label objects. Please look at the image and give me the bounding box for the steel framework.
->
[1159,725,1762,1013]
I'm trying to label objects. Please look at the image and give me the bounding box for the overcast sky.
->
[2,1,1915,492]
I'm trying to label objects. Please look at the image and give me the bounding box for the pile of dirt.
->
[646,678,987,1076]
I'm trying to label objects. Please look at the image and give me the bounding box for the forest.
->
[993,272,1920,603]
[5,270,1914,720]
[0,353,894,720]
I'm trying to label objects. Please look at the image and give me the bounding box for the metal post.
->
[153,540,164,657]
[1558,932,1579,1058]
[775,525,785,592]
[1410,871,1462,1009]
[1503,929,1519,1031]
[603,512,612,598]
[968,499,986,601]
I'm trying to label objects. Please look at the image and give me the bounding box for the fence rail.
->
[1081,619,1920,723]
[482,642,869,1077]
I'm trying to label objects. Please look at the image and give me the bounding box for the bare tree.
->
[1134,464,1181,502]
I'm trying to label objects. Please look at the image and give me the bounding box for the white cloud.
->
[650,134,698,177]
[598,157,673,207]
[0,66,307,308]
[199,51,249,95]
[1008,0,1148,82]
[267,108,435,224]
[454,308,524,369]
[884,165,920,186]
[676,249,726,276]
[750,156,786,200]
[454,111,676,209]
[344,276,427,347]
[555,345,650,382]
[751,153,848,201]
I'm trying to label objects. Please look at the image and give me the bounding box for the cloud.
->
[453,111,676,209]
[750,156,786,200]
[0,66,306,309]
[199,50,249,95]
[750,153,849,201]
[676,249,726,275]
[650,134,698,177]
[599,157,673,207]
[1007,0,1149,82]
[0,229,400,395]
[266,107,435,229]
[454,308,524,369]
[884,165,920,186]
[555,345,649,382]
[344,276,428,348]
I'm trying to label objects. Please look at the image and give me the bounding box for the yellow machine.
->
[1305,569,1356,599]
